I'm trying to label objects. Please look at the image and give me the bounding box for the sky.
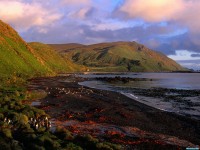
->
[0,0,200,70]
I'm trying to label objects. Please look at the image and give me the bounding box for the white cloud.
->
[0,0,62,31]
[118,0,200,33]
[168,50,200,61]
[119,0,184,22]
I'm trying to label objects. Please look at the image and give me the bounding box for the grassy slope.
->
[29,42,85,73]
[0,20,53,80]
[59,41,185,72]
[0,20,85,86]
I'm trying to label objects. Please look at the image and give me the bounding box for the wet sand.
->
[28,75,200,149]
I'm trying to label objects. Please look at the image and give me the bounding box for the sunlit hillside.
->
[51,41,185,72]
[0,20,85,85]
[29,42,86,73]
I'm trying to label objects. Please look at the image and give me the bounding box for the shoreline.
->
[78,74,200,120]
[28,75,200,149]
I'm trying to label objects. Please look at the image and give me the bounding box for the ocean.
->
[78,73,200,120]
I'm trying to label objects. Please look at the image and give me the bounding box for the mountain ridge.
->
[49,41,185,72]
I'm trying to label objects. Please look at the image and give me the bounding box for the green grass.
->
[29,42,85,73]
[0,20,52,82]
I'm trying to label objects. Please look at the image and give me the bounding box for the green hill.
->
[0,20,51,79]
[0,20,84,84]
[52,41,185,72]
[29,42,85,73]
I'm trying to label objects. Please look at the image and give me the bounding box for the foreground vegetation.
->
[0,19,120,149]
[0,87,122,150]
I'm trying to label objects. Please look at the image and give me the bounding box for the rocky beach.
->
[27,74,200,149]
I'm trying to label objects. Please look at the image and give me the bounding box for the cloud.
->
[0,0,62,31]
[191,54,200,58]
[69,7,94,19]
[118,0,184,22]
[117,0,200,33]
[62,0,91,6]
[168,50,200,61]
[22,22,179,45]
[151,32,200,55]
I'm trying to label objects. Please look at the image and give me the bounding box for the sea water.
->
[78,73,200,120]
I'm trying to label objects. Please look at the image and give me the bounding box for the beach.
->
[28,75,200,149]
